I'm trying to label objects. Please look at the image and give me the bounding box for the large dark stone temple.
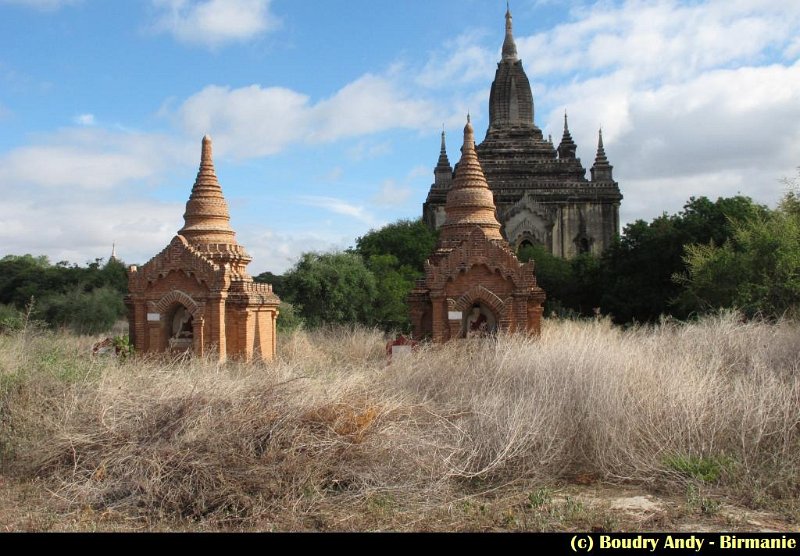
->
[423,8,623,258]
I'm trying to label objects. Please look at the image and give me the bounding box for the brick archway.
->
[454,285,506,315]
[154,290,202,318]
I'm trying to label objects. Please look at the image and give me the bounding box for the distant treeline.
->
[3,190,799,336]
[261,191,800,331]
[0,255,127,334]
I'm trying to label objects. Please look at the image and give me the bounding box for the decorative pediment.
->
[504,193,556,223]
[129,235,228,293]
[426,227,537,291]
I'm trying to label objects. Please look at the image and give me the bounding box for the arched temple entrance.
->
[167,304,194,353]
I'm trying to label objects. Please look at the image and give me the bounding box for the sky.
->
[1,0,799,275]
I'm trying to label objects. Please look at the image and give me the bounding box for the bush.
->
[40,286,125,335]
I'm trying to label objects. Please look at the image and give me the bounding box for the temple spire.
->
[438,116,503,246]
[179,135,238,247]
[590,128,614,182]
[502,4,519,62]
[434,128,453,189]
[557,110,577,160]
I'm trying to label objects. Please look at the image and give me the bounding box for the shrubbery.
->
[0,255,128,335]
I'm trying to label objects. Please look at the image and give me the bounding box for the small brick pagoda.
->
[125,136,280,361]
[409,116,546,342]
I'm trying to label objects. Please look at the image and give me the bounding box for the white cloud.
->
[178,74,440,158]
[347,140,392,162]
[151,0,278,48]
[0,129,184,190]
[178,84,309,157]
[0,195,183,267]
[0,0,79,11]
[372,179,412,206]
[239,228,351,275]
[297,195,378,226]
[73,113,96,126]
[319,166,344,182]
[416,31,496,89]
[518,1,800,82]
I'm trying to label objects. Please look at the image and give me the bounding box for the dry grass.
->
[1,312,798,530]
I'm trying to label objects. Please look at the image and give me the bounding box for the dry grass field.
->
[1,313,798,531]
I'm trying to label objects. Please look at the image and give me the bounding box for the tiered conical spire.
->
[590,129,614,182]
[179,135,237,246]
[437,130,450,168]
[433,129,453,189]
[439,116,503,245]
[502,4,519,62]
[557,111,578,159]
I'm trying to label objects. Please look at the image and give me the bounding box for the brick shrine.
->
[125,136,280,361]
[409,117,546,342]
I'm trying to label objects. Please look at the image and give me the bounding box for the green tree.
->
[599,196,767,323]
[352,218,439,331]
[282,252,378,327]
[40,285,125,335]
[253,271,287,298]
[366,254,418,332]
[677,194,800,318]
[0,254,129,333]
[518,244,574,315]
[354,219,438,272]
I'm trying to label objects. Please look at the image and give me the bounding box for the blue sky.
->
[1,0,799,274]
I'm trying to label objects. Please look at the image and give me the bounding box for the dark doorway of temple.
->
[517,240,537,263]
[167,304,194,353]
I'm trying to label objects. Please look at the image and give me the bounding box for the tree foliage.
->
[598,196,767,322]
[676,193,800,318]
[0,254,128,334]
[282,252,378,328]
[354,219,437,273]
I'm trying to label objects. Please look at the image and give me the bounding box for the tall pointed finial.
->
[201,134,212,165]
[110,242,117,262]
[434,126,453,188]
[591,127,613,182]
[502,4,519,62]
[557,110,577,160]
[463,113,475,153]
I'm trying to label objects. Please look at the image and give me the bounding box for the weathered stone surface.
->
[423,8,623,258]
[125,136,280,362]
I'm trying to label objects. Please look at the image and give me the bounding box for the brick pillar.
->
[195,316,205,356]
[514,294,528,334]
[132,301,147,352]
[527,303,544,336]
[242,309,254,362]
[431,294,447,343]
[271,309,278,360]
[209,294,227,361]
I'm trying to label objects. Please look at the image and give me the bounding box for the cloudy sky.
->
[1,0,798,274]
